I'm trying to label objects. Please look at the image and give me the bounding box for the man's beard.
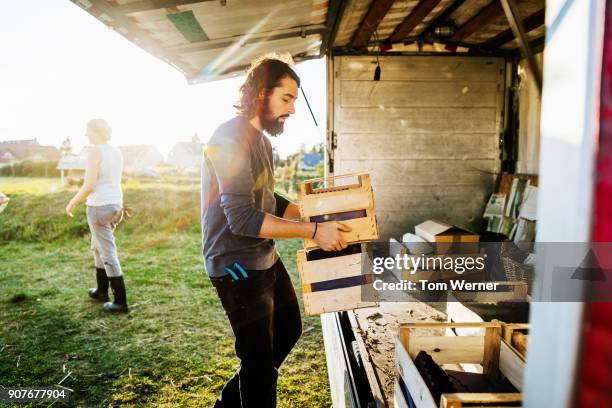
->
[260,100,288,136]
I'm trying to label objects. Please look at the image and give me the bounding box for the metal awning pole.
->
[501,0,544,94]
[300,86,319,129]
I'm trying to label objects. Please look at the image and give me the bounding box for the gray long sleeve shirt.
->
[201,116,290,277]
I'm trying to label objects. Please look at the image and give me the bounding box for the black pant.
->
[210,259,302,408]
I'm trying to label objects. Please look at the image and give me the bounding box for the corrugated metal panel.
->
[375,0,419,40]
[467,0,545,44]
[71,0,544,83]
[72,0,328,83]
[450,0,493,26]
[184,34,322,81]
[331,0,544,53]
[331,55,505,239]
[333,0,373,47]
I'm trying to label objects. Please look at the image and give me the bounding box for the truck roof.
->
[70,0,544,83]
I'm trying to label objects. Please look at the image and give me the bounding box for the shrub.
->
[0,161,60,177]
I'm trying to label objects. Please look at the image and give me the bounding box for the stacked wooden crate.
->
[295,173,380,316]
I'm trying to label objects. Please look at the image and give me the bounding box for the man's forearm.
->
[282,202,301,220]
[258,213,315,239]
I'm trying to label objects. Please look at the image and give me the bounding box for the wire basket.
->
[499,241,535,288]
[501,256,535,286]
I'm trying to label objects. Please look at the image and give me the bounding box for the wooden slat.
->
[337,133,499,160]
[303,285,378,315]
[350,0,396,49]
[408,335,485,364]
[390,0,442,43]
[299,187,373,217]
[401,322,501,330]
[338,159,499,185]
[299,171,367,191]
[338,107,499,133]
[297,251,363,283]
[451,1,506,42]
[483,325,502,377]
[374,186,490,211]
[340,80,499,108]
[483,8,546,49]
[338,56,504,82]
[440,393,522,408]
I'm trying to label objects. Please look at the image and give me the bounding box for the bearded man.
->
[201,56,350,407]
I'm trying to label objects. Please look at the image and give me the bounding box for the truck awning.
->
[71,0,545,84]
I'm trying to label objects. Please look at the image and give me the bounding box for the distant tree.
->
[60,137,72,156]
[192,133,201,144]
[315,162,324,177]
[272,147,280,165]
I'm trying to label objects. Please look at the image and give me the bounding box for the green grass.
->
[0,177,331,407]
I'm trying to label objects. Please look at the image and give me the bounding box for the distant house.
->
[298,152,323,171]
[118,145,164,171]
[57,147,89,185]
[0,139,60,164]
[167,141,203,170]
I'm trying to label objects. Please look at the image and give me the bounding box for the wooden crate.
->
[296,246,379,316]
[394,322,524,408]
[298,172,379,250]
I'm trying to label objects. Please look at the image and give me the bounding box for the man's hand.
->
[313,221,352,251]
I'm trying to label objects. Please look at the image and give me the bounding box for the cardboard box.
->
[415,220,479,254]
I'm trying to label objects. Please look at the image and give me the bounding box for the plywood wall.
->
[331,55,505,239]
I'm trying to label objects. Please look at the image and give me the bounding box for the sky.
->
[0,0,327,158]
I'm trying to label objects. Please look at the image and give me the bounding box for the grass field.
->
[0,177,332,407]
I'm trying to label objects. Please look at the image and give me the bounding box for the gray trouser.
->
[86,204,123,277]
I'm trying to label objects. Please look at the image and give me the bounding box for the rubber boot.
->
[88,268,109,302]
[103,276,128,313]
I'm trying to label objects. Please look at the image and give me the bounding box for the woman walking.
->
[66,118,128,313]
